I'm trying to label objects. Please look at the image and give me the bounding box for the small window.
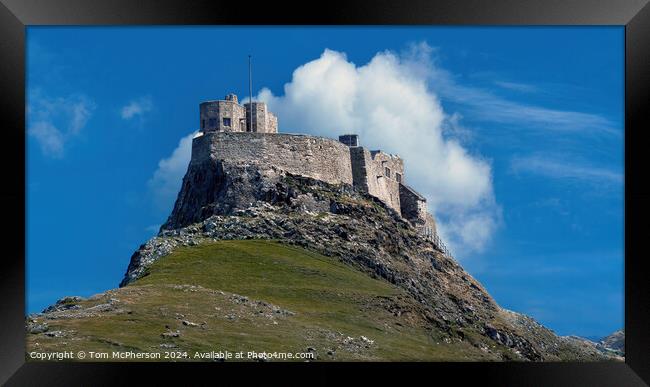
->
[208,118,216,127]
[223,117,231,127]
[395,173,402,183]
[201,119,205,129]
[385,167,391,178]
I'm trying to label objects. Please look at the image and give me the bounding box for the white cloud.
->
[29,121,65,157]
[510,154,623,184]
[27,90,96,158]
[121,96,153,120]
[69,100,94,134]
[493,80,538,93]
[148,131,200,212]
[258,45,500,256]
[442,112,474,143]
[427,63,618,135]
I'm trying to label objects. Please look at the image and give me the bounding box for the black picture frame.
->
[1,0,648,385]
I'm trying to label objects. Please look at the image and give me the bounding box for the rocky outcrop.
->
[121,166,617,361]
[600,329,625,355]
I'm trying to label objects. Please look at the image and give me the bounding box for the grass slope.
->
[27,240,497,361]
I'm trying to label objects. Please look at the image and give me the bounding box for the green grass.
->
[26,240,496,361]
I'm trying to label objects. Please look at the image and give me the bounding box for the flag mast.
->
[248,55,253,132]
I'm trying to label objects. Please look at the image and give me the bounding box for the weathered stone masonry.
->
[191,93,437,237]
[349,147,403,214]
[199,93,278,134]
[192,131,353,186]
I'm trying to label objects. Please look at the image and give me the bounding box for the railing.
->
[419,226,453,259]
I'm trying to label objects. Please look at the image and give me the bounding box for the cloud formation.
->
[510,154,623,184]
[258,45,499,255]
[428,66,617,135]
[27,90,96,158]
[493,80,538,93]
[121,96,153,120]
[148,131,200,212]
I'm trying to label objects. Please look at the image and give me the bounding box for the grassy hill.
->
[27,240,498,361]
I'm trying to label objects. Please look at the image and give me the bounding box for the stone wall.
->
[200,100,246,132]
[400,183,428,226]
[349,148,403,214]
[244,102,278,133]
[199,97,278,134]
[266,111,278,133]
[192,132,353,185]
[191,129,434,231]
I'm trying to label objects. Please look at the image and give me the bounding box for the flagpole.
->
[248,55,252,132]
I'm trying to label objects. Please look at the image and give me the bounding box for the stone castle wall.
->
[244,102,278,133]
[266,112,278,133]
[192,132,353,185]
[349,148,403,213]
[191,130,434,233]
[200,100,246,132]
[400,184,431,230]
[200,96,278,134]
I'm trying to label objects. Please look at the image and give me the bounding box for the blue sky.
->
[26,26,623,339]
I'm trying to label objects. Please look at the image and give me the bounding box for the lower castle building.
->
[193,93,437,236]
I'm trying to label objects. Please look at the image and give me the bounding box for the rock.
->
[26,322,49,334]
[600,330,624,354]
[42,296,85,313]
[484,325,513,347]
[44,330,65,338]
[161,330,181,338]
[360,336,374,346]
[182,320,199,327]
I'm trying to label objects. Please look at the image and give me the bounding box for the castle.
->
[193,93,442,250]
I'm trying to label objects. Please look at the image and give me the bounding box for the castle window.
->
[208,118,216,127]
[201,119,205,129]
[223,117,231,127]
[396,173,402,183]
[385,167,391,178]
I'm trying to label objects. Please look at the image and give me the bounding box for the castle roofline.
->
[400,183,426,201]
[370,149,401,159]
[200,99,270,106]
[200,99,240,104]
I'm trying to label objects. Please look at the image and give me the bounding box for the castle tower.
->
[244,101,278,133]
[338,134,359,147]
[199,93,277,134]
[199,93,246,133]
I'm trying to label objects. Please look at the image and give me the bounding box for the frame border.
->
[1,0,648,385]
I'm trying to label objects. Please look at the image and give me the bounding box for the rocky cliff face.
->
[118,154,618,361]
[601,330,625,355]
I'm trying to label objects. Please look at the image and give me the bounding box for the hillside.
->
[28,240,506,361]
[26,168,618,361]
